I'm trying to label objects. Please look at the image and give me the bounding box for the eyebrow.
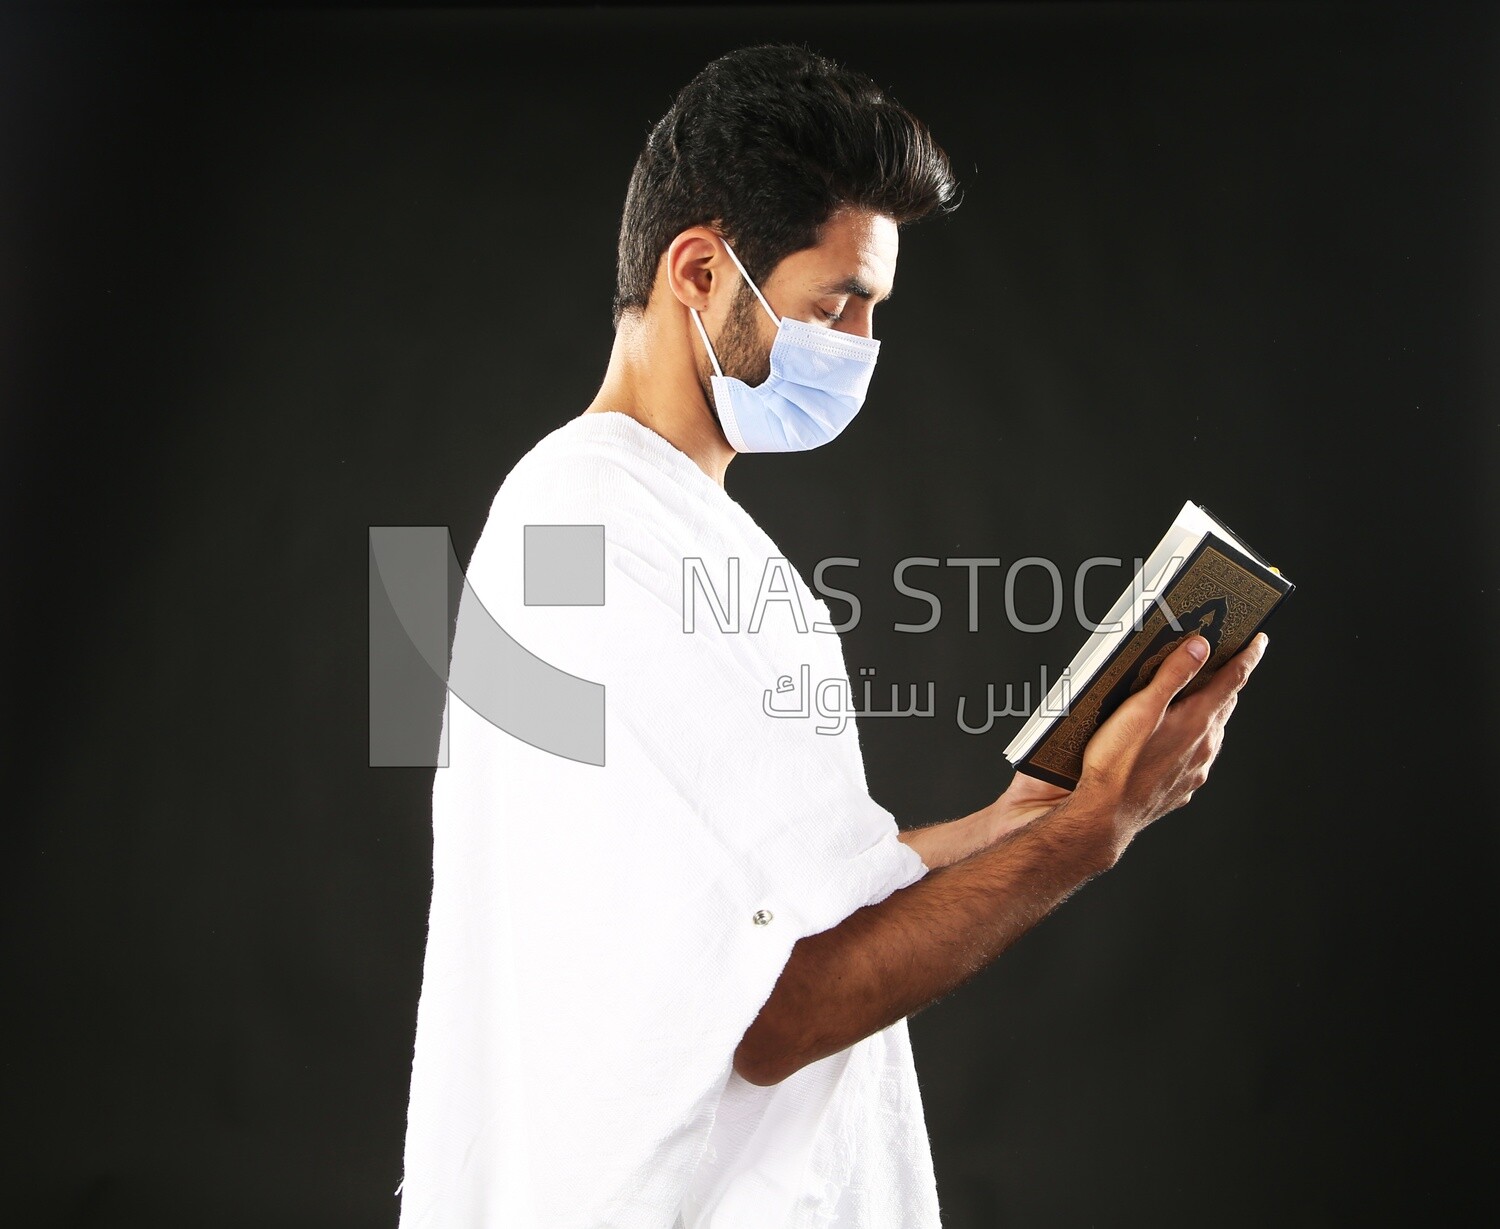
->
[816,276,894,304]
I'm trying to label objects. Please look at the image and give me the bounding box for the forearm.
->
[735,795,1118,1085]
[896,799,1041,869]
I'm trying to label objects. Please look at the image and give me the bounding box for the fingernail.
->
[1257,632,1270,653]
[1185,636,1209,662]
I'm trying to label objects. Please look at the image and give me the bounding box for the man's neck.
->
[582,309,736,488]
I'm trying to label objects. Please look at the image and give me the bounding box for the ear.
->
[661,226,729,315]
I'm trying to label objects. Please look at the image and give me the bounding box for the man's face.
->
[713,206,899,389]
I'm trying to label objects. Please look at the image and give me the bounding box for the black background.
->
[4,2,1496,1225]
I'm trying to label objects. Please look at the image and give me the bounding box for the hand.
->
[1072,631,1269,857]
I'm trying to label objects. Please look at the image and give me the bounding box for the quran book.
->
[1003,501,1293,790]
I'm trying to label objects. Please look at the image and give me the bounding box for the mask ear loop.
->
[688,308,724,378]
[719,238,782,328]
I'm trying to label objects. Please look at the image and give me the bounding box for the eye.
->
[820,307,844,324]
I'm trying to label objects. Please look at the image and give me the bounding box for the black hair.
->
[612,44,960,328]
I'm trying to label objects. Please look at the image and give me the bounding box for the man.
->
[398,44,1267,1227]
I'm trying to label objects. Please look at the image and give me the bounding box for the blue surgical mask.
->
[688,238,881,453]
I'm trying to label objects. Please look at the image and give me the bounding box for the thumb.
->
[1143,634,1211,712]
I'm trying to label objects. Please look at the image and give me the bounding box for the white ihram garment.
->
[398,412,942,1228]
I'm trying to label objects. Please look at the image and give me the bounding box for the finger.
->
[1145,635,1212,713]
[1209,632,1269,702]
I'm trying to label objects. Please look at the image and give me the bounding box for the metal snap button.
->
[751,909,773,926]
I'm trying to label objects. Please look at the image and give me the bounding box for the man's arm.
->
[733,632,1267,1087]
[897,772,1072,869]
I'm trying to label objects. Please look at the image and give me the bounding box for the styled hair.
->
[611,44,960,328]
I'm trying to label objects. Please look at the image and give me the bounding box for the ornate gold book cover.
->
[1016,534,1293,790]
